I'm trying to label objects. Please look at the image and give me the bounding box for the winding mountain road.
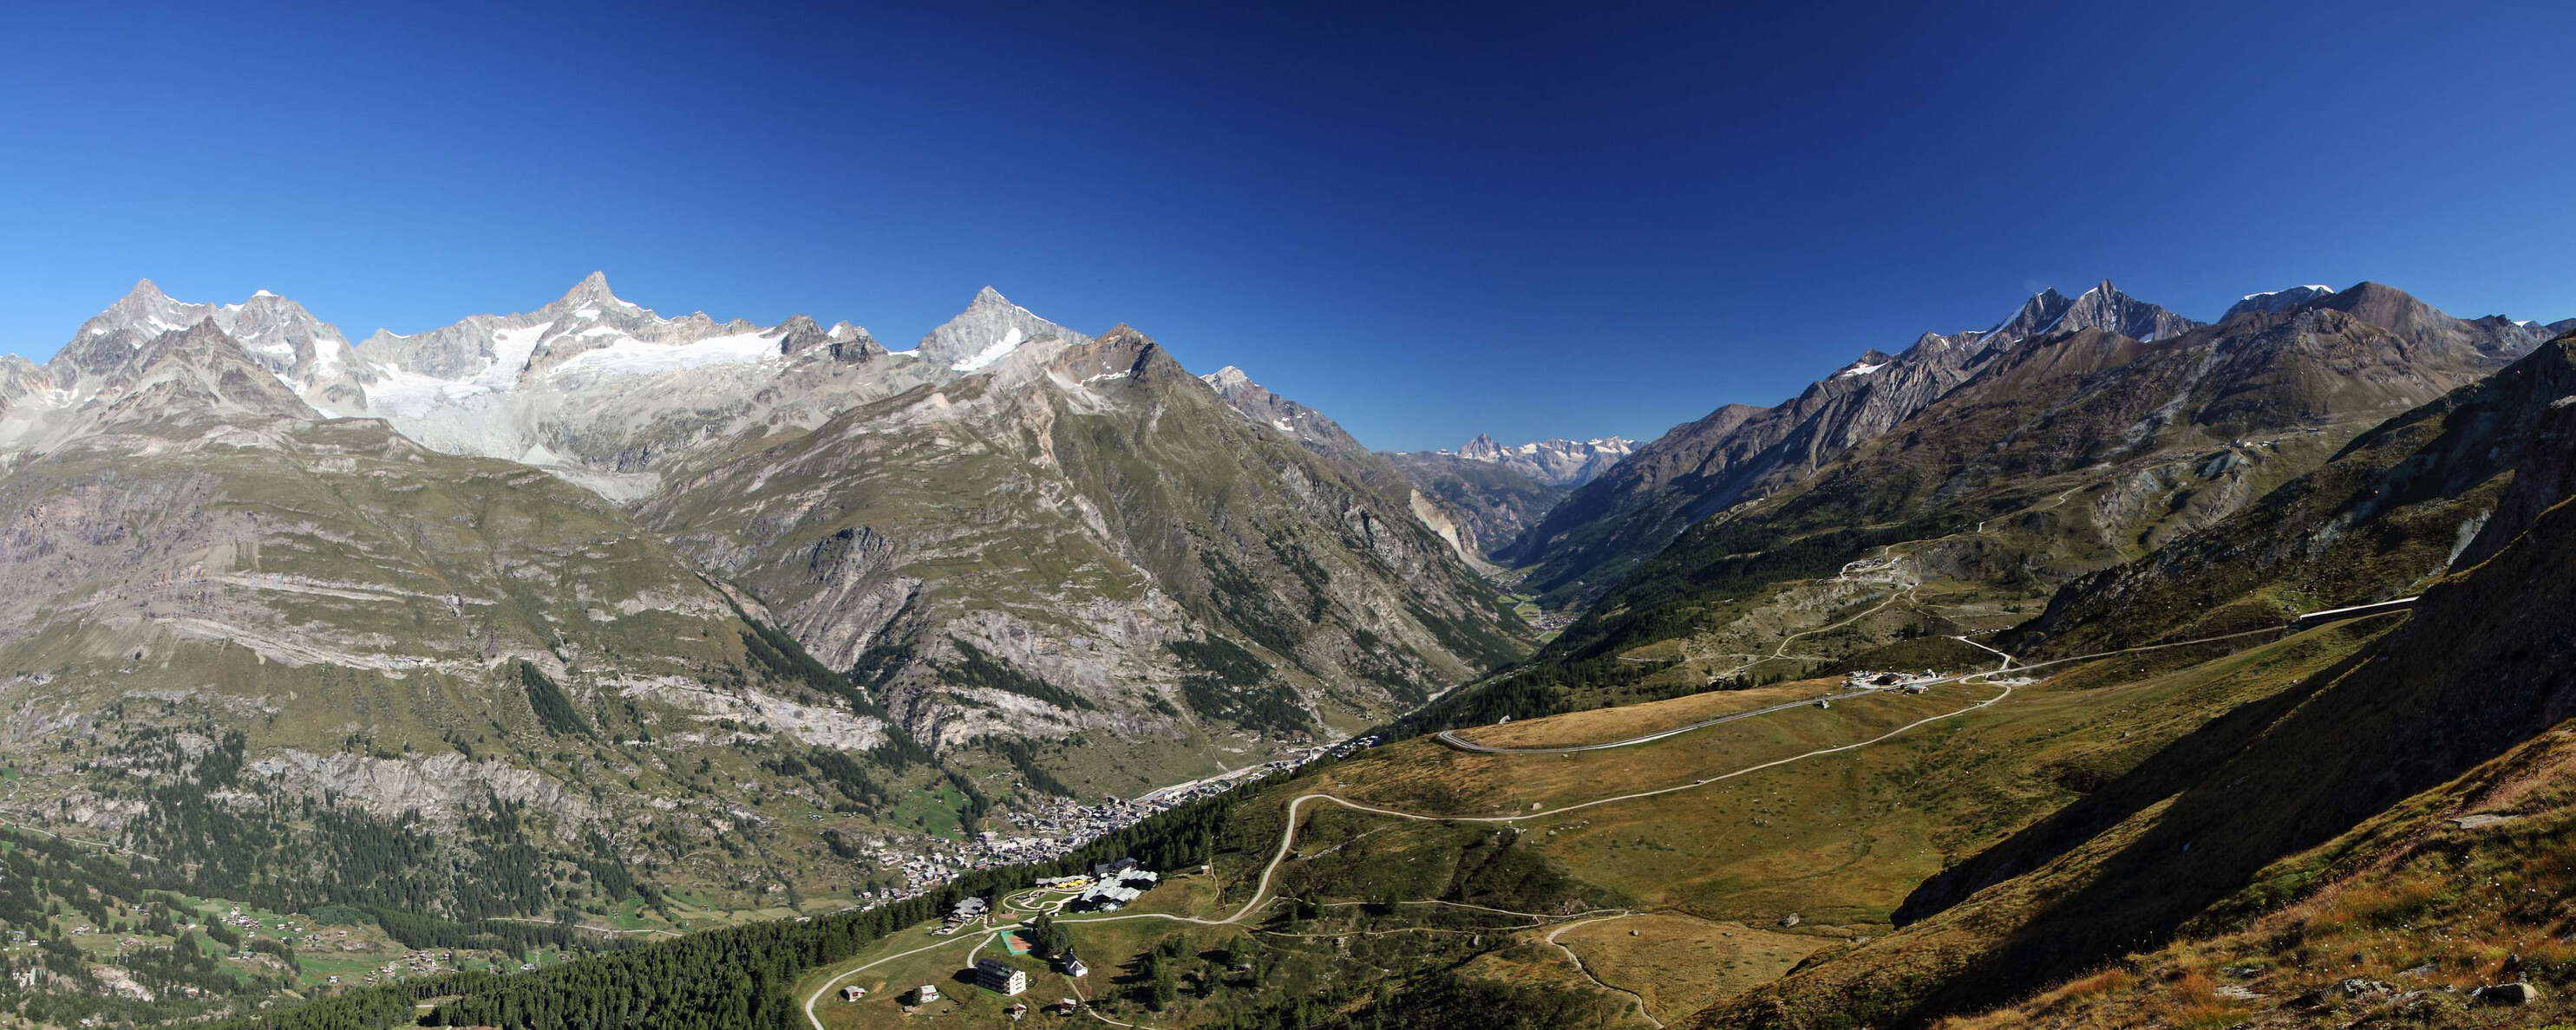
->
[1435,620,2357,757]
[800,605,2416,1028]
[799,673,2022,1029]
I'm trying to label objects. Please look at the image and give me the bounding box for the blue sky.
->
[3,0,2570,451]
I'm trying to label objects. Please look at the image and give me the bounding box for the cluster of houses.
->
[847,858,1169,1014]
[838,736,1377,918]
[1842,670,1940,694]
[1071,858,1161,912]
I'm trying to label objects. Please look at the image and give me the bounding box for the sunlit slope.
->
[787,616,2386,1029]
[1697,384,2576,1029]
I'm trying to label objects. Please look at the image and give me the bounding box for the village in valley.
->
[847,740,1366,905]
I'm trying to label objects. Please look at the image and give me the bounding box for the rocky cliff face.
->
[1380,451,1568,561]
[1373,435,1631,562]
[639,324,1527,780]
[2018,329,2576,655]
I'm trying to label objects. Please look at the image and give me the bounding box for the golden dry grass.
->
[1454,679,1846,750]
[1548,913,1827,1019]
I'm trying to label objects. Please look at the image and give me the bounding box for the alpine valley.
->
[10,274,2576,1030]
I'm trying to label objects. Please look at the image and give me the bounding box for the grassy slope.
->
[787,619,2381,1030]
[0,420,999,1023]
[1937,725,2576,1029]
[1429,320,2464,740]
[1697,431,2576,1028]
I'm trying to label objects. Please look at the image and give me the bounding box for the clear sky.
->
[3,1,2571,451]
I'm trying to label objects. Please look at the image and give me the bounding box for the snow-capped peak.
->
[2222,284,2341,321]
[1202,365,1254,390]
[1444,434,1634,486]
[2239,284,2333,303]
[915,286,1086,375]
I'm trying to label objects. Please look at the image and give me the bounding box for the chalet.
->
[1059,954,1089,978]
[1075,883,1143,911]
[913,984,940,1005]
[974,957,1029,996]
[840,986,867,1001]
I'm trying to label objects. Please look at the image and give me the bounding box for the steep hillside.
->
[1503,283,2206,604]
[1939,724,2576,1028]
[1382,449,1571,561]
[0,280,1532,1026]
[1693,354,2576,1028]
[0,316,1035,1021]
[1468,284,2530,727]
[2015,330,2576,656]
[638,323,1530,792]
[1379,435,1632,563]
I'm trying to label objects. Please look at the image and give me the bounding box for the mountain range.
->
[9,271,2576,1030]
[0,275,1533,1020]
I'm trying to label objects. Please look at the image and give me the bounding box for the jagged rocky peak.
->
[557,270,623,308]
[1449,434,1636,486]
[1196,363,1355,447]
[775,312,884,363]
[911,286,1087,373]
[93,319,322,428]
[1991,279,2200,343]
[92,278,196,332]
[1834,349,1896,378]
[1198,365,1299,417]
[1202,364,1256,391]
[50,280,369,408]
